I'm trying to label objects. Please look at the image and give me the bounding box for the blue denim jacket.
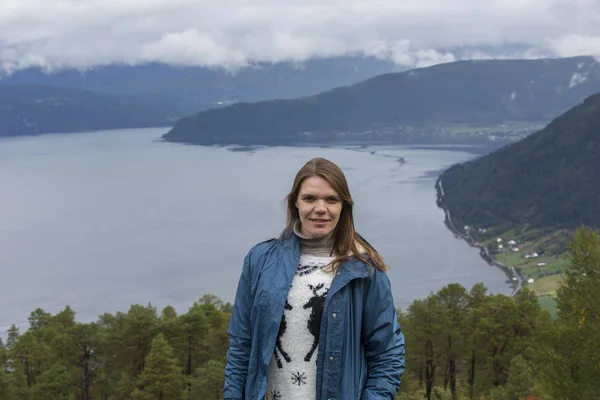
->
[224,233,405,400]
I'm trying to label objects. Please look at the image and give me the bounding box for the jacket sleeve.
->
[223,251,253,400]
[361,269,406,400]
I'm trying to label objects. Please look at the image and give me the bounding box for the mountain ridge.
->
[0,57,403,114]
[163,56,600,145]
[439,90,600,232]
[0,84,178,136]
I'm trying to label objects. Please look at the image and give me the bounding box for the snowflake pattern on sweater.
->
[267,254,335,400]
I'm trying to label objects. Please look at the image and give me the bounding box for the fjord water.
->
[0,128,510,332]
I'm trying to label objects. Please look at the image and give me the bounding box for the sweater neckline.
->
[294,221,335,257]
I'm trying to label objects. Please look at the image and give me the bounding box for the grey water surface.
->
[0,128,510,332]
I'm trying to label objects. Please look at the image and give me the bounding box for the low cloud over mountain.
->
[2,0,599,73]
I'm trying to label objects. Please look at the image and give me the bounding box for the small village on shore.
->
[435,177,564,316]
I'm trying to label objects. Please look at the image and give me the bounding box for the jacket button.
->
[332,313,337,318]
[329,356,334,361]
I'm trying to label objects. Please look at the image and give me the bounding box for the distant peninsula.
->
[163,56,600,146]
[0,85,179,137]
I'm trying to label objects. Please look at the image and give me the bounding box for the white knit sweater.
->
[267,227,336,400]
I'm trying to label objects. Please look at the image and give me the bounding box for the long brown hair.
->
[283,157,387,272]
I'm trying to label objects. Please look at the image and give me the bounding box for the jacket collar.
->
[340,257,372,278]
[278,230,371,279]
[278,228,301,256]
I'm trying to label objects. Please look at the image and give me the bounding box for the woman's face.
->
[296,176,342,239]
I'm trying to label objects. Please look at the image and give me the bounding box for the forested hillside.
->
[440,92,600,232]
[0,85,180,137]
[1,227,598,400]
[163,56,600,145]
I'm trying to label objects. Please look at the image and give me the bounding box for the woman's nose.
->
[314,200,327,213]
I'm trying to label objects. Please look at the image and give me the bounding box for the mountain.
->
[163,56,600,145]
[0,85,180,137]
[0,57,403,137]
[439,91,600,233]
[0,57,402,114]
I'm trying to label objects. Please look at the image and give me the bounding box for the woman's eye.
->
[327,197,339,203]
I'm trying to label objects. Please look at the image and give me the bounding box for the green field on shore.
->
[538,296,558,318]
[530,274,564,296]
[438,187,571,304]
[473,227,573,298]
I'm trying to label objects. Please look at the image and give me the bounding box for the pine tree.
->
[69,322,100,400]
[133,333,182,400]
[504,355,534,400]
[161,306,177,320]
[6,325,19,352]
[180,303,209,379]
[471,292,534,390]
[406,296,445,400]
[189,360,225,399]
[437,283,468,400]
[0,337,6,368]
[13,330,51,387]
[28,308,51,331]
[487,385,508,400]
[98,303,159,384]
[545,226,600,398]
[197,294,224,310]
[123,304,159,377]
[30,364,71,400]
[6,367,30,400]
[0,367,10,398]
[112,372,136,400]
[465,283,488,399]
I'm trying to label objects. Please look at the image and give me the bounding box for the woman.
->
[224,157,405,400]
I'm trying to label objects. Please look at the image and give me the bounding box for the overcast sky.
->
[1,0,599,73]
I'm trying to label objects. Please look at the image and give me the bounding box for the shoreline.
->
[435,176,522,297]
[161,135,511,154]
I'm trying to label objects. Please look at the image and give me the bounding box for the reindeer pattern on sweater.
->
[267,254,335,400]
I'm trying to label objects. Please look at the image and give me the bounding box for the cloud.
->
[1,0,599,73]
[549,34,600,58]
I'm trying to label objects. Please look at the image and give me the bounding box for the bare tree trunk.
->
[449,357,457,400]
[187,336,193,394]
[468,352,476,399]
[444,362,448,390]
[24,358,32,387]
[425,340,436,400]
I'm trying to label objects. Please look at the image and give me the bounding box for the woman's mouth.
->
[310,218,330,228]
